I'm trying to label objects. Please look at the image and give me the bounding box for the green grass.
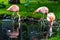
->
[48,37,60,40]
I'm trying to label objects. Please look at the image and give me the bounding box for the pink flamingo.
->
[7,5,20,39]
[33,6,49,40]
[33,6,49,15]
[7,5,19,12]
[47,12,55,37]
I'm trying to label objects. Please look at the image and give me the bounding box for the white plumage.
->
[47,13,55,22]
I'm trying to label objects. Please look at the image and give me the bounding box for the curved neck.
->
[17,11,20,29]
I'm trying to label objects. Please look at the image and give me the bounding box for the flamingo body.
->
[7,5,19,12]
[36,6,49,14]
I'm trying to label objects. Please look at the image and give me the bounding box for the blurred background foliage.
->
[0,0,60,40]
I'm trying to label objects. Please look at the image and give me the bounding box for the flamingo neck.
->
[17,11,20,29]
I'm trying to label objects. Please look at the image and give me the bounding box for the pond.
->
[0,15,60,40]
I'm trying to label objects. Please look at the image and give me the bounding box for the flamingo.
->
[47,12,55,37]
[33,6,49,15]
[33,6,49,40]
[7,5,20,39]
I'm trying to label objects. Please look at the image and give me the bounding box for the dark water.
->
[0,17,59,40]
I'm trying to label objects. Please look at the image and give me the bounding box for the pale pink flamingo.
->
[7,5,19,12]
[47,12,55,37]
[33,6,49,15]
[7,5,20,39]
[33,6,49,40]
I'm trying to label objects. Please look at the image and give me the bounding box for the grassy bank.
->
[0,2,60,19]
